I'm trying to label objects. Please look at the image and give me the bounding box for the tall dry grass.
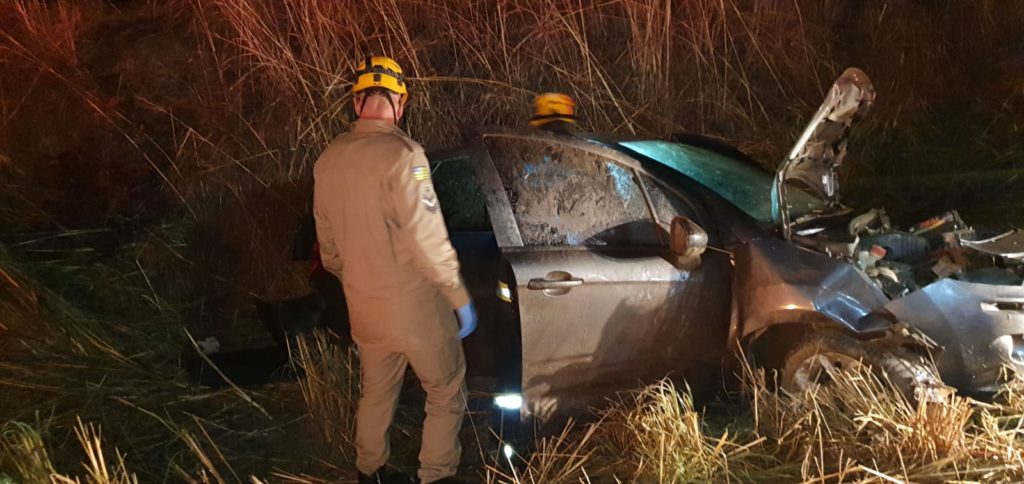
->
[599,380,752,481]
[485,421,600,484]
[0,248,309,481]
[488,360,1024,483]
[292,331,362,460]
[2,418,138,484]
[1,420,55,483]
[181,0,869,177]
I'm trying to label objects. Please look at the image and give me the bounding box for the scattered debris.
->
[800,208,1024,298]
[196,336,221,355]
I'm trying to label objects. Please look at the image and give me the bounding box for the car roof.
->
[426,128,774,189]
[429,129,762,165]
[583,131,770,173]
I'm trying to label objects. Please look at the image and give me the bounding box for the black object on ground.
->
[185,270,352,388]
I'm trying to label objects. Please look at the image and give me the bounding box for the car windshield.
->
[618,140,827,223]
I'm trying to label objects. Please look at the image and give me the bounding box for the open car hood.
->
[774,67,876,238]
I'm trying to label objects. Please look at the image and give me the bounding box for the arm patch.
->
[412,165,431,181]
[420,183,438,212]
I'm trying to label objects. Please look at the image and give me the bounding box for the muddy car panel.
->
[468,130,731,421]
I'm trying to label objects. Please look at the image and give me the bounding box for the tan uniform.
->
[313,119,468,482]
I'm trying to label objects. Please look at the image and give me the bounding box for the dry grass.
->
[0,248,317,482]
[481,360,1024,483]
[292,331,361,460]
[739,359,1024,482]
[600,380,753,482]
[3,418,139,484]
[1,420,55,483]
[5,250,1024,481]
[485,421,599,484]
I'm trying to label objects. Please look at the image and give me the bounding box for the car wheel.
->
[780,333,942,404]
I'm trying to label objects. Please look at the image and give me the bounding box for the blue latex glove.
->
[455,302,478,339]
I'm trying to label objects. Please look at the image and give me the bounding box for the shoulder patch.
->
[411,165,431,181]
[420,183,438,213]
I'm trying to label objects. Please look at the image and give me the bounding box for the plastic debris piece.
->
[848,208,891,236]
[960,229,1024,259]
[875,266,900,283]
[911,210,964,235]
[856,245,886,270]
[197,336,221,355]
[932,255,963,279]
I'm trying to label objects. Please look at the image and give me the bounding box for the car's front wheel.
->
[779,333,943,404]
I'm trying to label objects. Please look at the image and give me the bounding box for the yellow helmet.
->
[352,56,408,101]
[530,92,576,127]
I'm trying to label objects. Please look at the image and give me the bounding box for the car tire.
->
[779,333,942,404]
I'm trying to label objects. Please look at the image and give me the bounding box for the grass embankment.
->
[2,0,1024,481]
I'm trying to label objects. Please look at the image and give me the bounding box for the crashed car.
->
[267,68,1024,438]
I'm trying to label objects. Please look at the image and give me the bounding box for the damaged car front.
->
[764,67,1024,395]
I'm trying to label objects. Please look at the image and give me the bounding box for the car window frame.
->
[636,172,707,240]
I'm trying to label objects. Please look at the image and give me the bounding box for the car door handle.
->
[527,277,584,290]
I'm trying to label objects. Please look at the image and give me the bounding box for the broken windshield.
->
[619,140,827,224]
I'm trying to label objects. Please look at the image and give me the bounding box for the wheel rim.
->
[791,352,865,391]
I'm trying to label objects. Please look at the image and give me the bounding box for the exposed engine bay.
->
[792,208,1024,299]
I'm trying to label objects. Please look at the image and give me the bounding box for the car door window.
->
[430,155,490,231]
[486,136,659,247]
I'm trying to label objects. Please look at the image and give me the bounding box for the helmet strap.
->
[358,91,371,116]
[357,88,400,125]
[384,92,399,125]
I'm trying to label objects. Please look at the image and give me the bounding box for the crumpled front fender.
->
[738,238,890,338]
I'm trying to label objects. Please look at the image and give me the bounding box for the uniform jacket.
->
[313,119,469,350]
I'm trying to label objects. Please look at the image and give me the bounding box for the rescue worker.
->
[313,55,477,484]
[529,92,577,134]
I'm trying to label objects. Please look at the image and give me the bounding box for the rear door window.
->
[429,155,491,231]
[485,136,659,247]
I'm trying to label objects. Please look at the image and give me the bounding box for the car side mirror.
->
[669,216,708,267]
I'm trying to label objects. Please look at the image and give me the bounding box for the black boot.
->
[357,467,415,484]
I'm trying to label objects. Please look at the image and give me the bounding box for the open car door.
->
[469,129,731,424]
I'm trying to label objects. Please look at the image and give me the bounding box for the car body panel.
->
[468,129,731,421]
[885,279,1024,392]
[736,238,890,337]
[504,248,729,420]
[774,67,875,238]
